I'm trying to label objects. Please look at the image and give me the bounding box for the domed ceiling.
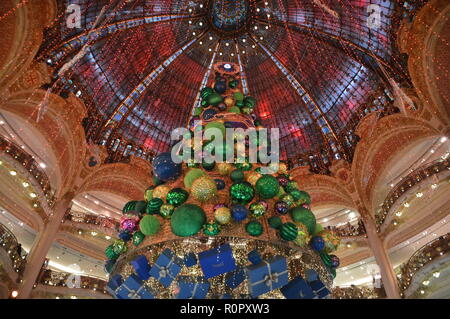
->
[40,0,408,171]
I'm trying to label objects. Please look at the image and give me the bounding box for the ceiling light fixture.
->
[10,170,17,176]
[29,193,37,198]
[416,192,423,198]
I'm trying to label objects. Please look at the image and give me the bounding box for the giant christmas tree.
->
[104,62,341,299]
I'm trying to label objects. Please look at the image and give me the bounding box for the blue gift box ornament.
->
[116,274,155,299]
[304,268,319,282]
[149,248,183,288]
[225,267,246,289]
[131,255,151,280]
[248,250,262,265]
[280,276,315,299]
[106,274,123,298]
[184,252,197,267]
[310,280,331,299]
[175,276,210,299]
[246,255,289,298]
[220,293,232,299]
[198,243,237,279]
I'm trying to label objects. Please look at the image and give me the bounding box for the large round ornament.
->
[289,207,316,234]
[166,188,189,207]
[293,222,311,247]
[184,168,206,189]
[255,175,280,199]
[207,92,223,106]
[171,204,206,237]
[275,201,289,215]
[191,176,217,202]
[279,222,298,241]
[310,236,325,252]
[145,198,163,214]
[246,221,263,237]
[152,185,171,200]
[132,231,145,246]
[159,204,175,219]
[203,221,221,236]
[152,152,182,182]
[122,201,137,214]
[231,204,249,221]
[230,182,254,204]
[214,81,227,94]
[230,169,245,182]
[214,207,231,225]
[313,223,324,235]
[268,216,282,229]
[139,215,161,236]
[318,230,341,253]
[105,245,118,260]
[249,202,266,218]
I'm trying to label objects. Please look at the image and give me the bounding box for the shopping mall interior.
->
[0,0,448,300]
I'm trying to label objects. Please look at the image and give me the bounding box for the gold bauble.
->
[152,185,171,200]
[214,207,231,225]
[246,171,262,186]
[217,162,233,176]
[293,222,311,247]
[224,96,235,108]
[278,163,288,175]
[191,176,217,202]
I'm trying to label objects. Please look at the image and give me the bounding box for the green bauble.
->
[280,222,298,241]
[139,215,161,235]
[201,87,214,99]
[184,168,206,189]
[277,186,286,198]
[203,221,221,236]
[234,162,252,171]
[313,223,324,235]
[268,216,282,229]
[207,92,223,106]
[285,181,299,193]
[280,223,298,241]
[249,202,266,218]
[160,204,175,219]
[241,107,252,114]
[112,239,127,254]
[320,251,333,269]
[144,187,154,202]
[289,207,316,234]
[135,200,147,214]
[166,188,189,206]
[229,79,238,89]
[230,182,255,204]
[229,106,241,114]
[145,198,163,214]
[289,189,303,201]
[202,160,216,171]
[243,96,257,108]
[295,190,311,205]
[280,194,295,207]
[233,91,244,101]
[171,204,206,237]
[132,231,145,246]
[105,245,118,260]
[255,175,280,199]
[122,201,137,213]
[230,169,245,182]
[191,176,217,202]
[246,221,263,237]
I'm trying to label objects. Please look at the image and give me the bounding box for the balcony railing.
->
[332,285,382,299]
[0,135,56,208]
[325,219,367,239]
[397,233,449,295]
[376,158,450,229]
[37,269,109,295]
[0,223,27,276]
[64,210,120,231]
